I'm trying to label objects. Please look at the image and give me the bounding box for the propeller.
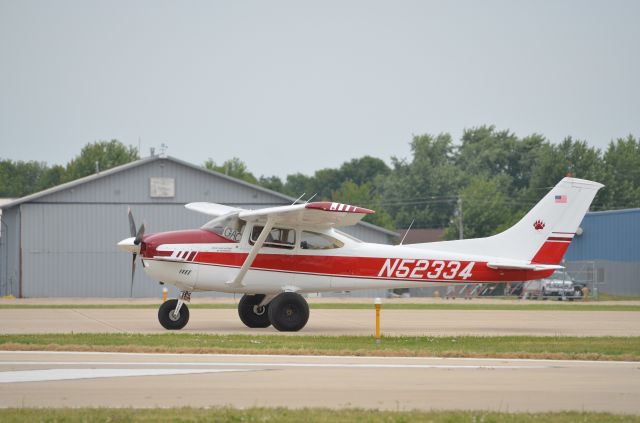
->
[127,207,146,297]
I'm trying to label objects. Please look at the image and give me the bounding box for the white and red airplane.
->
[118,177,602,331]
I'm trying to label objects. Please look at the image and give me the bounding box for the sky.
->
[0,1,638,179]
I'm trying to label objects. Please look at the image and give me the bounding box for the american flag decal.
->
[555,195,567,203]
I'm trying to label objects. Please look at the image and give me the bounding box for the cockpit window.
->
[202,214,245,242]
[300,231,344,250]
[250,226,296,249]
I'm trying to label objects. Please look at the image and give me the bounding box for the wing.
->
[238,201,374,228]
[185,202,242,217]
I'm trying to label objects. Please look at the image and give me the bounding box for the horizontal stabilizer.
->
[486,261,563,271]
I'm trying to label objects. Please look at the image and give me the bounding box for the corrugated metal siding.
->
[8,158,395,297]
[565,209,640,262]
[564,209,640,296]
[0,208,20,297]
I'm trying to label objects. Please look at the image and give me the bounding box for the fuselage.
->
[136,224,556,294]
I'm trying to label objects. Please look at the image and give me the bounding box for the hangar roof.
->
[0,155,397,237]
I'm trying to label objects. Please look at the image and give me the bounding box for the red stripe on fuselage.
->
[160,252,552,283]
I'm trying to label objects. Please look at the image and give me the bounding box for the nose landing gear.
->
[158,290,191,330]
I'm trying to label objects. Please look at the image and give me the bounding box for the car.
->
[522,272,584,300]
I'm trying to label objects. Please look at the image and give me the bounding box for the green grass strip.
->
[0,407,637,422]
[2,333,639,361]
[1,302,639,311]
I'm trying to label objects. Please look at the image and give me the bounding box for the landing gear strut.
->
[158,290,191,330]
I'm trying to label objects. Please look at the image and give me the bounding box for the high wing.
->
[186,201,374,228]
[239,201,374,228]
[185,202,242,217]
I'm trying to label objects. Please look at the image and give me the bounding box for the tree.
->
[524,137,604,210]
[204,157,258,185]
[600,135,640,210]
[331,180,394,229]
[456,126,546,194]
[443,176,513,239]
[380,133,462,228]
[258,175,284,193]
[65,140,139,181]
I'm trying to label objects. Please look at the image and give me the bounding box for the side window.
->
[300,231,344,250]
[202,215,245,242]
[250,226,296,249]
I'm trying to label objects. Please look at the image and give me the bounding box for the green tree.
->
[380,133,462,229]
[600,135,640,209]
[204,157,258,185]
[258,175,284,193]
[443,176,513,239]
[331,180,394,229]
[65,140,139,181]
[456,126,546,193]
[524,137,604,209]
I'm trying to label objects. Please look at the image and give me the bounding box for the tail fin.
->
[414,177,604,264]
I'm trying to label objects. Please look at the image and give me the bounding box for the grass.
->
[1,302,639,311]
[2,333,639,361]
[0,408,637,422]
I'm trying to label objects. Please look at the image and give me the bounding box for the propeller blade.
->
[131,252,137,297]
[128,207,137,238]
[134,222,145,245]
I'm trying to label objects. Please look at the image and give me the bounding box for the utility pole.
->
[457,197,464,240]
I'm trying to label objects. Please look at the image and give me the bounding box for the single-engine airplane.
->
[118,177,602,331]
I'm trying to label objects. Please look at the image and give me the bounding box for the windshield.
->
[202,213,245,242]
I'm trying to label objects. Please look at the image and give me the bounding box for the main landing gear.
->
[157,291,309,332]
[238,292,310,332]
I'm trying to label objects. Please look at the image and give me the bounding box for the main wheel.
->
[158,299,190,330]
[268,292,309,332]
[238,294,271,328]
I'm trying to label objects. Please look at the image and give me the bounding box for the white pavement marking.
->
[0,368,249,384]
[1,350,635,365]
[0,360,552,370]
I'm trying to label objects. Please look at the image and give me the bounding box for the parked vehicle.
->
[522,272,584,300]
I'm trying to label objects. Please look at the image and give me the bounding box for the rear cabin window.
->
[250,226,296,249]
[202,214,245,242]
[300,231,344,250]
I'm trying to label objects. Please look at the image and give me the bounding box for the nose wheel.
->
[158,291,191,330]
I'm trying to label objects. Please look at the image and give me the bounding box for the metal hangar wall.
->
[0,156,397,298]
[564,208,640,296]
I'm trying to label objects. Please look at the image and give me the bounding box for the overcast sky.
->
[1,1,638,178]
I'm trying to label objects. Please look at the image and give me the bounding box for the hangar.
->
[0,155,397,298]
[565,208,640,296]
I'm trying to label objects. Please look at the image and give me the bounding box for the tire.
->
[238,294,271,328]
[158,299,190,330]
[268,292,309,332]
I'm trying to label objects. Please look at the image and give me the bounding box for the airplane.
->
[118,177,603,332]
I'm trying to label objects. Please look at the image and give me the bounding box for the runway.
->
[0,350,638,413]
[1,307,639,336]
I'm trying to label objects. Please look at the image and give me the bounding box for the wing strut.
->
[226,217,275,287]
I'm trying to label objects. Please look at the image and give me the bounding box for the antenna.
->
[291,193,306,205]
[305,193,317,203]
[399,219,415,245]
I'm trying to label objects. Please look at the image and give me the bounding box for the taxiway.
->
[0,350,638,412]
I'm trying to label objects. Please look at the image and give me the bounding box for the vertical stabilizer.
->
[413,177,604,264]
